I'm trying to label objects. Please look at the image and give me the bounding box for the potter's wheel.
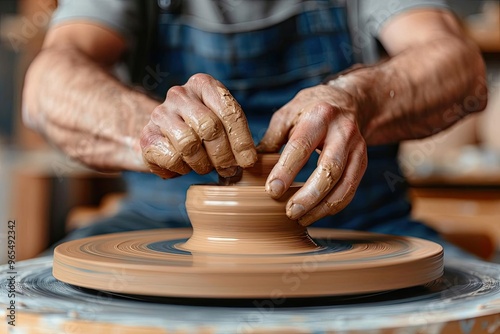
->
[53,154,443,298]
[53,228,443,298]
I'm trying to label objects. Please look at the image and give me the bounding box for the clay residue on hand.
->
[216,86,257,168]
[279,142,309,176]
[256,133,283,153]
[143,139,190,175]
[310,161,342,194]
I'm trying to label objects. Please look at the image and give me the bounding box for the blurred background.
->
[0,0,499,263]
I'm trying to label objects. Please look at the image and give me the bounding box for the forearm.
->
[23,47,156,171]
[327,36,487,145]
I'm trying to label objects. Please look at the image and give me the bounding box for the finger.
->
[265,105,329,199]
[285,112,364,221]
[150,87,214,175]
[145,160,180,179]
[178,101,239,177]
[297,140,367,226]
[284,114,354,219]
[285,150,347,220]
[186,74,257,167]
[141,123,191,176]
[257,103,294,153]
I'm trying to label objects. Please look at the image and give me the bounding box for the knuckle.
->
[343,121,359,138]
[176,130,200,156]
[150,105,168,124]
[187,73,213,87]
[139,124,159,149]
[322,198,342,215]
[316,161,343,193]
[158,151,187,174]
[289,136,314,155]
[144,140,172,164]
[232,139,254,154]
[195,114,222,141]
[166,85,185,99]
[321,158,343,179]
[286,140,310,162]
[220,100,244,123]
[311,102,337,119]
[140,134,154,151]
[142,139,191,176]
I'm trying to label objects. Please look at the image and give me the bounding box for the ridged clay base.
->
[53,228,443,298]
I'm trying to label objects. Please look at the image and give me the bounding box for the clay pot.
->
[182,154,320,254]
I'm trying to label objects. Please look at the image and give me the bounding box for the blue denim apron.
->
[70,0,451,250]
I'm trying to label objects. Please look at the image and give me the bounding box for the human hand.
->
[141,74,257,179]
[258,83,368,226]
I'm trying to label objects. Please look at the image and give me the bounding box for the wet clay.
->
[53,154,444,298]
[216,86,257,168]
[185,154,319,254]
[182,185,321,254]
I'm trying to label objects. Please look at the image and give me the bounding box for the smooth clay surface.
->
[53,228,444,298]
[182,185,321,254]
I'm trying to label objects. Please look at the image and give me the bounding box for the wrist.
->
[323,64,379,137]
[117,89,157,172]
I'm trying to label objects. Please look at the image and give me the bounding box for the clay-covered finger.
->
[179,102,239,177]
[284,111,364,220]
[144,160,180,179]
[185,74,257,167]
[265,104,330,199]
[141,123,191,175]
[297,141,367,226]
[285,151,347,220]
[149,95,213,175]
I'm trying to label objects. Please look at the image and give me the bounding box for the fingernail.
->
[266,179,285,198]
[287,203,305,220]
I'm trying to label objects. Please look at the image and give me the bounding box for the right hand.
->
[140,73,257,179]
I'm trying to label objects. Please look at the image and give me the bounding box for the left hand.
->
[258,83,368,226]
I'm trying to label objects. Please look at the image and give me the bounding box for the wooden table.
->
[409,172,500,260]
